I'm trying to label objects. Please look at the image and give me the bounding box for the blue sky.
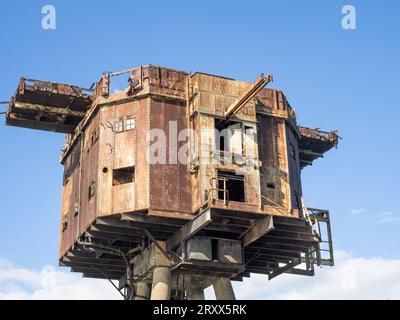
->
[0,0,399,273]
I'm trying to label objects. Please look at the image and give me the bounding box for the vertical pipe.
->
[213,277,236,300]
[150,266,171,300]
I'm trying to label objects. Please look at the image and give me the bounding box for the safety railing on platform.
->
[304,207,334,267]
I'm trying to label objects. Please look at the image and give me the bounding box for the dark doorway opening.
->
[217,170,245,202]
[215,120,242,153]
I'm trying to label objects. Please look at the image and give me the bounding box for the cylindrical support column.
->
[187,287,205,300]
[150,266,171,300]
[135,281,151,300]
[213,277,236,300]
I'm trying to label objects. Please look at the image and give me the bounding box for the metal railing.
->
[304,207,334,267]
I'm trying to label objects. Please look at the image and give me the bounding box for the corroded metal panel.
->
[149,97,192,213]
[78,111,100,233]
[113,183,135,213]
[192,73,256,122]
[59,150,80,257]
[113,101,137,169]
[96,98,149,215]
[96,106,114,216]
[286,126,303,213]
[257,114,291,209]
[133,98,150,210]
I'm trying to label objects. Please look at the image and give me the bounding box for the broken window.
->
[125,116,135,130]
[88,180,96,199]
[114,118,124,133]
[267,182,275,190]
[74,201,80,216]
[62,215,68,232]
[113,166,135,185]
[215,120,243,154]
[91,126,100,145]
[217,170,245,203]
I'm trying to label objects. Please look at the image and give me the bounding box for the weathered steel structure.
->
[4,65,339,300]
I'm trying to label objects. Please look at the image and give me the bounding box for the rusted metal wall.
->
[190,112,201,212]
[191,73,256,121]
[286,126,302,214]
[192,73,261,212]
[257,115,291,210]
[149,97,192,213]
[135,98,150,210]
[112,101,136,213]
[96,98,148,215]
[59,109,100,257]
[59,141,81,256]
[79,112,100,233]
[96,105,114,216]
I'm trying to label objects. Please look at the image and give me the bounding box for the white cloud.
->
[350,208,365,215]
[1,251,400,300]
[205,250,400,300]
[0,259,121,300]
[377,211,400,224]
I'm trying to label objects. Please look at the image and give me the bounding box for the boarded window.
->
[125,116,135,130]
[217,170,245,203]
[113,166,135,185]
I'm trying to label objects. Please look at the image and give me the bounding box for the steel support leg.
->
[150,266,171,300]
[213,277,236,300]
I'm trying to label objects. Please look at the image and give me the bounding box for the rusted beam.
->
[285,268,314,277]
[224,74,272,120]
[242,215,274,247]
[166,208,212,252]
[6,115,77,133]
[268,258,301,280]
[13,101,86,118]
[299,149,324,158]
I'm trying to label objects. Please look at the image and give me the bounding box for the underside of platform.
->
[298,126,340,168]
[6,78,92,133]
[60,207,330,284]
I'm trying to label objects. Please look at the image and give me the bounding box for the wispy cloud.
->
[377,211,400,224]
[350,208,365,215]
